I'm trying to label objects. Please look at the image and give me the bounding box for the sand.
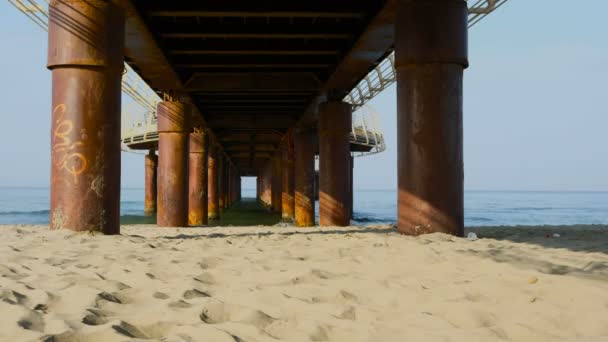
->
[1,224,607,342]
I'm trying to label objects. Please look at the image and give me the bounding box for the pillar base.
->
[318,101,352,227]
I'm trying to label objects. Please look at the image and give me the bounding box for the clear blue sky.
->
[0,1,606,191]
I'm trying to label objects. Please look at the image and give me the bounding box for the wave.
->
[467,216,493,222]
[352,214,395,224]
[0,210,50,216]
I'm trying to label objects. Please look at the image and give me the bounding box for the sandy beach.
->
[1,224,607,342]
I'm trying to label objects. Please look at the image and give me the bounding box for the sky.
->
[0,1,606,191]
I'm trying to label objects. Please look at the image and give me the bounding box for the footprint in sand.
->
[291,269,339,285]
[194,271,217,285]
[183,289,211,299]
[112,321,172,340]
[335,306,357,320]
[195,258,215,270]
[96,292,123,304]
[17,310,45,332]
[153,292,170,300]
[199,301,276,330]
[310,325,331,342]
[0,265,28,281]
[82,311,108,326]
[169,300,193,308]
[0,289,29,305]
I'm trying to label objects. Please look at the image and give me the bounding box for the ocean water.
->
[1,187,607,227]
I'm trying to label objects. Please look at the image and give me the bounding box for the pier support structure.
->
[157,101,190,227]
[188,130,208,226]
[272,153,283,213]
[144,150,158,215]
[318,101,352,226]
[218,153,225,213]
[395,0,468,236]
[226,166,231,208]
[281,133,295,221]
[294,128,316,226]
[349,156,354,219]
[208,142,219,220]
[47,1,124,234]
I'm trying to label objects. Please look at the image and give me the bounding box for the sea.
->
[1,187,607,227]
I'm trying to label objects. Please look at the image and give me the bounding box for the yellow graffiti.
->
[52,104,88,183]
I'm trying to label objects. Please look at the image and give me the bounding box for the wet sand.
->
[1,224,607,341]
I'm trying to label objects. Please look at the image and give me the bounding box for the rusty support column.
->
[281,135,295,222]
[226,166,231,207]
[294,128,316,227]
[262,162,272,208]
[144,150,158,215]
[238,174,241,200]
[157,101,190,227]
[47,1,124,234]
[218,153,225,213]
[318,101,352,226]
[349,156,354,219]
[188,131,208,226]
[234,169,238,203]
[272,154,282,213]
[208,143,219,220]
[395,0,468,236]
[256,175,260,201]
[225,163,230,208]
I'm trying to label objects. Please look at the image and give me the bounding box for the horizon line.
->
[1,186,608,193]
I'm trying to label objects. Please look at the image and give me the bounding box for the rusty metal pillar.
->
[262,162,271,208]
[258,169,263,205]
[47,1,124,234]
[318,101,352,226]
[218,153,225,213]
[233,169,238,203]
[395,0,468,236]
[349,155,354,219]
[225,162,230,208]
[238,174,241,200]
[272,153,283,213]
[188,130,208,226]
[226,166,231,207]
[157,101,190,227]
[281,134,295,222]
[144,150,158,215]
[208,142,219,220]
[294,128,316,227]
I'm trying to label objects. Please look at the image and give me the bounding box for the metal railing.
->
[121,104,386,157]
[350,105,386,156]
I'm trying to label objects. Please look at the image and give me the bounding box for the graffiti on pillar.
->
[52,104,88,183]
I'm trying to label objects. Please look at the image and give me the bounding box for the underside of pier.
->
[47,0,467,236]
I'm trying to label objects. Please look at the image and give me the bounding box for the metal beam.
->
[148,11,365,19]
[169,50,340,56]
[176,64,331,69]
[162,33,352,40]
[200,99,307,104]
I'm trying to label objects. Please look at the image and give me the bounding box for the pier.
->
[10,0,507,235]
